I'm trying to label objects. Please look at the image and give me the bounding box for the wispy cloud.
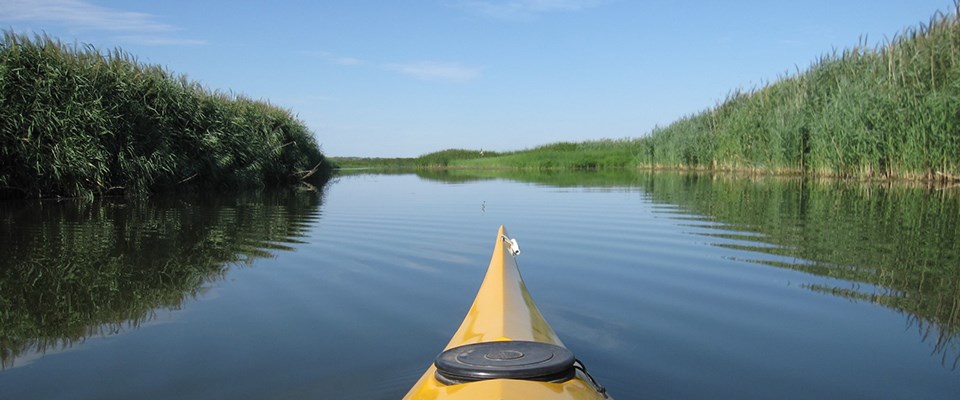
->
[456,0,605,20]
[301,51,364,66]
[384,61,483,82]
[116,36,209,46]
[0,0,206,45]
[331,56,362,66]
[302,50,481,83]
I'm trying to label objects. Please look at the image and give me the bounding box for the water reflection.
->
[0,187,326,369]
[406,169,960,367]
[635,174,960,368]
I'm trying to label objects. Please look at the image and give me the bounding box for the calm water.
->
[1,171,959,399]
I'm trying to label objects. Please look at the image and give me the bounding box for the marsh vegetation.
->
[0,32,331,199]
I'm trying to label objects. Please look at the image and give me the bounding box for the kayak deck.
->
[403,226,609,400]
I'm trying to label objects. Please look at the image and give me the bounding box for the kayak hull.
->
[403,226,609,400]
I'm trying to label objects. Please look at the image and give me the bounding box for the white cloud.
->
[332,56,362,66]
[302,51,364,66]
[300,51,479,83]
[456,0,605,20]
[116,36,209,46]
[384,61,483,82]
[0,0,169,32]
[0,0,205,45]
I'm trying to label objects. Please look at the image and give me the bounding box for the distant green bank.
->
[338,3,960,181]
[333,149,504,170]
[0,31,331,199]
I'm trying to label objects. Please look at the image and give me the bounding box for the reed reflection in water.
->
[635,173,960,369]
[0,188,324,369]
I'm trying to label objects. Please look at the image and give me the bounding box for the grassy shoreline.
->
[634,2,960,181]
[0,32,331,199]
[336,2,960,182]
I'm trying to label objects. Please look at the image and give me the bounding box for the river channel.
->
[1,170,958,399]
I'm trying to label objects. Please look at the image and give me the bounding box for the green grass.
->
[334,141,643,171]
[330,156,417,169]
[632,3,960,180]
[415,148,501,167]
[451,140,642,169]
[0,31,331,199]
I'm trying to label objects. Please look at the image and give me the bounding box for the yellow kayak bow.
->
[403,226,610,400]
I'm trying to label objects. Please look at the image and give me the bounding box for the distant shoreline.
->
[335,2,960,183]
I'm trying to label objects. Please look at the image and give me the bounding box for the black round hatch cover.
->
[434,341,576,385]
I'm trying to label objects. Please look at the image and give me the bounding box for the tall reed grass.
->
[0,31,330,198]
[635,2,960,180]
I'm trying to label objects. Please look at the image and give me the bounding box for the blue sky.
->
[1,0,955,157]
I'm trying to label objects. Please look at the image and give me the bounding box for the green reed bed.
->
[0,31,330,199]
[414,148,502,167]
[636,3,960,180]
[331,149,497,171]
[332,140,646,171]
[447,139,644,170]
[330,156,419,169]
